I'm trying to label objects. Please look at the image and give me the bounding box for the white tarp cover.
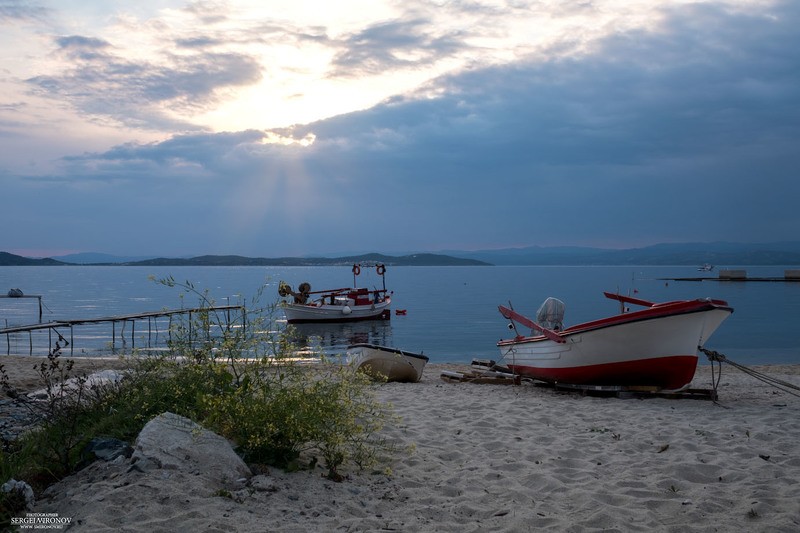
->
[536,297,565,331]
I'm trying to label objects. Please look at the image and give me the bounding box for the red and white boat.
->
[279,263,392,324]
[497,292,733,390]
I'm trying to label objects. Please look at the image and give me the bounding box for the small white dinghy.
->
[347,343,429,383]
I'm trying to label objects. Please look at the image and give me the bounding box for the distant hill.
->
[51,252,156,264]
[0,251,486,267]
[4,242,800,266]
[445,242,800,266]
[0,252,66,266]
[120,253,489,267]
[2,251,487,267]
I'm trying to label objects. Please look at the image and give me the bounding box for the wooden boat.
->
[497,292,733,390]
[348,343,429,383]
[279,263,392,324]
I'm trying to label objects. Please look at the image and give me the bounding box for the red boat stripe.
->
[508,355,699,390]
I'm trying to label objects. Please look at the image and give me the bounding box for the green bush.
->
[202,356,393,478]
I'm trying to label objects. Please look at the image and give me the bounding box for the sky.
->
[1,0,798,258]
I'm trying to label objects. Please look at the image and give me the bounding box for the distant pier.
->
[0,294,43,321]
[1,305,245,356]
[661,269,800,283]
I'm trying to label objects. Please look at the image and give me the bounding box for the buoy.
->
[395,309,407,315]
[342,306,352,315]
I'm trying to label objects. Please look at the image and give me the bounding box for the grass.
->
[0,278,399,527]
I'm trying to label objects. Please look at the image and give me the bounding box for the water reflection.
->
[287,321,393,357]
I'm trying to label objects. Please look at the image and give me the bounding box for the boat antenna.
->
[506,300,521,337]
[614,287,625,314]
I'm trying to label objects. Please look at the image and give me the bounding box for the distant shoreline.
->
[0,252,489,267]
[4,242,800,267]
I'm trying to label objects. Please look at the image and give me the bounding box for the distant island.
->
[443,241,800,266]
[0,251,488,267]
[115,253,489,267]
[3,241,800,267]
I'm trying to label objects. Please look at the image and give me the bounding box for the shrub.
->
[202,355,394,478]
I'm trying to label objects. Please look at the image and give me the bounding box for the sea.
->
[1,265,798,366]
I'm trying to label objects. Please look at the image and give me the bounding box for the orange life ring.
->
[352,264,361,276]
[376,264,386,276]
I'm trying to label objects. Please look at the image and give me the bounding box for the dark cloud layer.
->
[5,1,800,255]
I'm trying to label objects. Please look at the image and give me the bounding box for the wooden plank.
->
[440,370,521,385]
[0,305,243,334]
[552,382,717,400]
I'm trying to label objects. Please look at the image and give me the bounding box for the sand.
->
[1,355,133,394]
[3,357,800,532]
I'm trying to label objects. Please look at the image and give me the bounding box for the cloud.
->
[19,2,267,132]
[330,18,466,77]
[0,0,49,23]
[45,129,267,184]
[275,1,800,246]
[181,0,232,25]
[307,2,800,160]
[55,35,113,59]
[5,0,799,255]
[25,35,263,130]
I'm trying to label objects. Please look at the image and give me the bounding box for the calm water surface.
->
[1,265,798,365]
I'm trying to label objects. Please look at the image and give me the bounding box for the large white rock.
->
[133,412,251,488]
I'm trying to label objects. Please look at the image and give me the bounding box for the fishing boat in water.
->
[279,263,392,323]
[497,292,733,390]
[347,343,429,383]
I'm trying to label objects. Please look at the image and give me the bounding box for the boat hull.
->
[498,301,732,390]
[283,298,391,324]
[348,343,429,383]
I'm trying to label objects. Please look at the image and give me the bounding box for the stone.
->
[81,437,133,464]
[133,412,252,488]
[1,478,35,510]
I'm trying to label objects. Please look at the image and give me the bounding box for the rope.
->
[699,346,800,399]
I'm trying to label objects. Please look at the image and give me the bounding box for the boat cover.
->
[536,297,565,331]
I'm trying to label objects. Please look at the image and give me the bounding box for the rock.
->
[0,398,41,442]
[81,437,133,464]
[133,412,252,489]
[1,478,35,510]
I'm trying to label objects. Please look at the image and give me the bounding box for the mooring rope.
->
[699,346,800,399]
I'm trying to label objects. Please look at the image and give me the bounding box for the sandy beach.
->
[3,356,800,532]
